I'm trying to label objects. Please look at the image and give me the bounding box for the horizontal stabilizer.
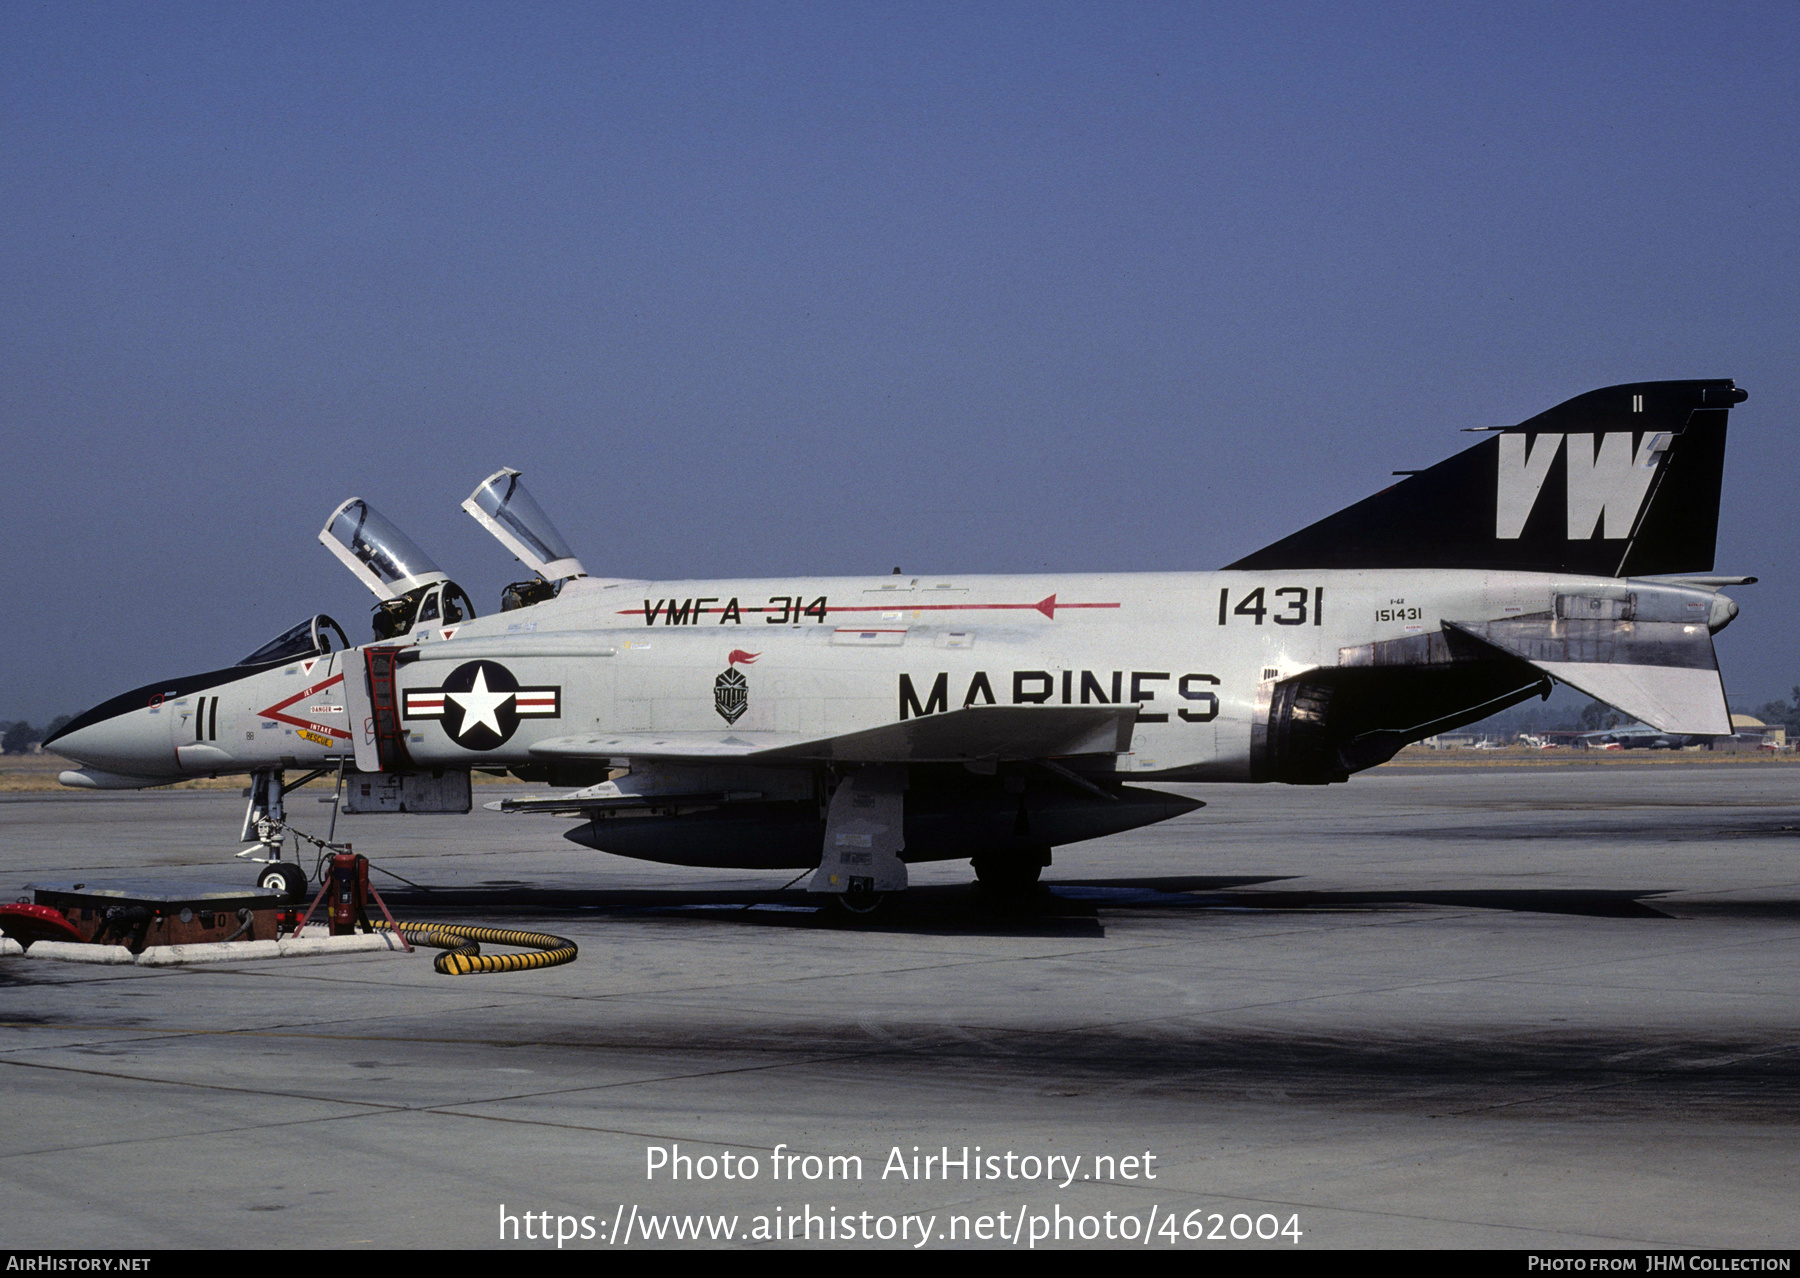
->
[1445,618,1730,735]
[1528,662,1730,737]
[530,704,1138,766]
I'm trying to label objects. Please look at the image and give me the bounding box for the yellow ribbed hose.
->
[376,921,578,976]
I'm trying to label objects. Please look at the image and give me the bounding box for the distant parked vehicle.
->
[1581,728,1685,750]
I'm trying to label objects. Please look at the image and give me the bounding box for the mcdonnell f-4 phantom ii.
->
[45,379,1754,909]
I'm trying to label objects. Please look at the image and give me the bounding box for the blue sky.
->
[4,2,1796,720]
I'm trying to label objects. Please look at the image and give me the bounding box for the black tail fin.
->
[1226,379,1745,576]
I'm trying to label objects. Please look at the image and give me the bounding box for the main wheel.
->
[972,851,1046,896]
[257,862,308,902]
[833,889,887,915]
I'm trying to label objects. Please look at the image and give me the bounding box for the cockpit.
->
[318,498,480,640]
[318,472,587,641]
[462,468,588,613]
[405,580,478,634]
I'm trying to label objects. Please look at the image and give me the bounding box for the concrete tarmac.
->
[1,764,1796,1250]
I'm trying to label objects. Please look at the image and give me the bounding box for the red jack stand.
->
[293,847,412,951]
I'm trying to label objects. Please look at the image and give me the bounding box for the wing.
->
[526,703,1138,766]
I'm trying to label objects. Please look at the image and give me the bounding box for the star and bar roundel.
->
[402,660,560,751]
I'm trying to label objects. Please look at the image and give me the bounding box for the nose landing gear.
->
[237,764,348,902]
[236,769,304,897]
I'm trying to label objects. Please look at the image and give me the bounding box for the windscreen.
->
[238,615,350,666]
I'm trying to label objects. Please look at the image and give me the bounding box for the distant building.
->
[1709,714,1787,752]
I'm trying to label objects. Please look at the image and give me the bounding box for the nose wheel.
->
[257,862,309,902]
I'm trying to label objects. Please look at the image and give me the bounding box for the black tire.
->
[257,862,308,902]
[972,852,1045,896]
[833,889,887,915]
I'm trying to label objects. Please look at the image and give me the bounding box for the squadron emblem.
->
[401,660,560,751]
[713,650,759,724]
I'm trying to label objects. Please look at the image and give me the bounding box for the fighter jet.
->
[44,380,1753,909]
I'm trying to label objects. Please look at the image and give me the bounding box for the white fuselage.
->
[103,566,1681,785]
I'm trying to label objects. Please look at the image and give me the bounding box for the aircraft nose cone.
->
[44,699,179,777]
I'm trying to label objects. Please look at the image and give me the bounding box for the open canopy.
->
[462,468,586,582]
[318,498,449,600]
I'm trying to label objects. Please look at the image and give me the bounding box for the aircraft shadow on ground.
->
[367,874,1773,936]
[752,1023,1800,1120]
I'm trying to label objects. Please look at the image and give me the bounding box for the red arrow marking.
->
[256,674,352,740]
[619,596,1118,620]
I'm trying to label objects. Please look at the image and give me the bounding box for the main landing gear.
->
[810,767,909,915]
[972,847,1051,898]
[832,882,887,915]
